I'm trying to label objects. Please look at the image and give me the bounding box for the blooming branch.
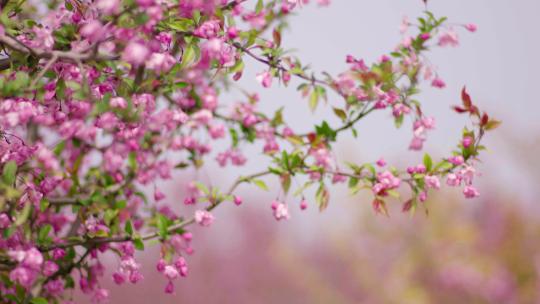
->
[0,0,498,302]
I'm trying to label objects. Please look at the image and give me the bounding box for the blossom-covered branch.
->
[0,0,498,302]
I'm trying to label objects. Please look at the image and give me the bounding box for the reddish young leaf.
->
[373,199,389,217]
[452,106,468,113]
[461,87,472,109]
[402,199,413,212]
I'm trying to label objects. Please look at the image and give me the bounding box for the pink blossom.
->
[194,20,221,39]
[263,140,279,154]
[373,171,401,196]
[409,136,424,151]
[271,201,290,221]
[96,0,121,15]
[43,261,59,276]
[136,0,155,8]
[463,136,474,148]
[227,26,239,39]
[23,248,44,270]
[194,210,215,227]
[438,29,459,47]
[465,23,478,32]
[463,185,480,198]
[112,271,126,285]
[163,265,179,280]
[156,259,166,272]
[32,26,54,50]
[392,103,411,117]
[208,123,225,139]
[10,266,35,288]
[420,33,431,40]
[35,143,59,171]
[332,174,347,184]
[256,71,273,88]
[154,188,166,201]
[80,20,104,43]
[110,97,127,108]
[446,173,462,187]
[300,199,308,210]
[92,288,109,303]
[164,281,175,294]
[419,191,428,202]
[52,249,66,260]
[424,175,441,189]
[44,278,64,296]
[448,155,465,166]
[122,41,150,66]
[0,213,12,228]
[146,52,176,73]
[431,77,446,89]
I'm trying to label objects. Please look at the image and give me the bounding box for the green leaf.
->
[348,177,359,188]
[56,78,66,100]
[333,107,347,121]
[281,174,291,194]
[315,121,337,141]
[128,152,137,170]
[364,164,377,177]
[104,209,119,226]
[194,182,210,195]
[309,89,319,112]
[229,59,244,74]
[271,107,284,127]
[134,13,149,26]
[156,214,170,239]
[485,119,502,131]
[423,153,433,172]
[40,199,50,212]
[133,237,145,250]
[114,200,127,210]
[125,220,134,236]
[2,160,17,185]
[255,0,264,13]
[167,18,194,32]
[38,224,52,243]
[387,189,400,199]
[31,297,49,304]
[14,202,31,226]
[394,114,404,129]
[181,44,199,68]
[253,179,269,191]
[434,160,453,172]
[229,128,239,147]
[53,140,66,157]
[172,81,188,89]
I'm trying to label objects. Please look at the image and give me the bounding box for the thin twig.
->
[30,54,58,88]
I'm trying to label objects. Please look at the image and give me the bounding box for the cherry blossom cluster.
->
[0,0,499,302]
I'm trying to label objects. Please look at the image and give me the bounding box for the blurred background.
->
[84,0,540,303]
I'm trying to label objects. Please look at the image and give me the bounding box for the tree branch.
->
[0,35,119,64]
[39,170,272,251]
